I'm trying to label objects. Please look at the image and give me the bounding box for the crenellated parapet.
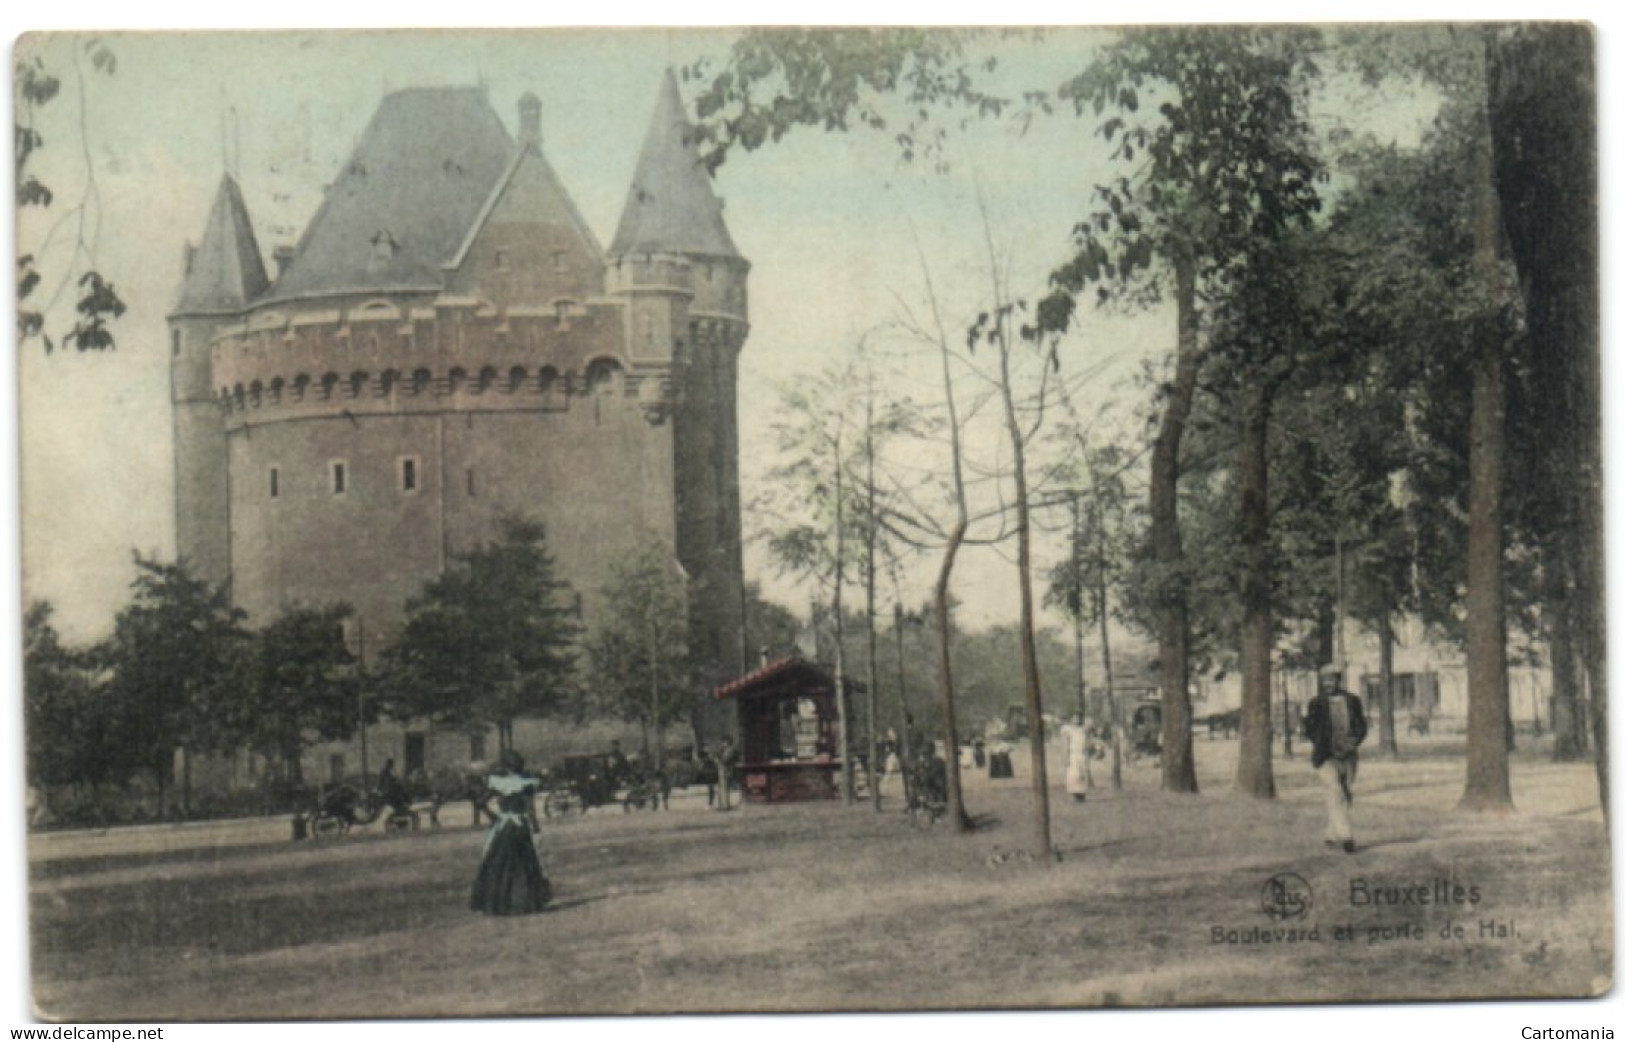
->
[688,312,749,353]
[606,254,694,298]
[210,296,678,427]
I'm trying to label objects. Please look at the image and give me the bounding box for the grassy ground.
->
[28,735,1612,1020]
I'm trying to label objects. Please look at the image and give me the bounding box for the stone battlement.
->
[214,354,677,428]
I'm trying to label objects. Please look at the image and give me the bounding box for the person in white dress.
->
[1060,715,1094,803]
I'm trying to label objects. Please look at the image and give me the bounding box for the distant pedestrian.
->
[711,736,738,811]
[607,740,630,786]
[378,758,409,815]
[470,751,551,915]
[1060,715,1092,803]
[1303,665,1368,854]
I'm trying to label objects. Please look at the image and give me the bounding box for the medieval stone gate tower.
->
[168,73,748,759]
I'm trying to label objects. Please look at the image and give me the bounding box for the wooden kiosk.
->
[712,657,854,804]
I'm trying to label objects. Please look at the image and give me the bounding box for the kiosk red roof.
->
[712,657,832,700]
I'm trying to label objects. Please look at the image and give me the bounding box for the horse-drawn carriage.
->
[539,754,667,817]
[302,778,419,837]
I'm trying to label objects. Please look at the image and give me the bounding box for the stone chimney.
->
[518,92,541,149]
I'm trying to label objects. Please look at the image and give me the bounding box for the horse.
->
[1203,709,1242,740]
[408,761,492,829]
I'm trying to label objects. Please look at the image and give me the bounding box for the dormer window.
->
[551,251,566,274]
[494,249,509,271]
[370,229,398,261]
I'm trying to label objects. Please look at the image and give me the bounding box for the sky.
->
[14,26,1445,644]
[6,7,1623,1037]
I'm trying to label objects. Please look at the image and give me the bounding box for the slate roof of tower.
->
[172,174,270,316]
[609,69,740,260]
[261,86,515,304]
[446,137,605,271]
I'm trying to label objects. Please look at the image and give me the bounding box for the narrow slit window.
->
[331,461,347,495]
[401,457,418,493]
[269,467,280,499]
[466,467,477,497]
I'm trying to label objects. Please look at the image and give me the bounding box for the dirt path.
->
[28,740,1612,1019]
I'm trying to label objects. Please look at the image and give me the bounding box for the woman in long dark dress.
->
[470,753,551,915]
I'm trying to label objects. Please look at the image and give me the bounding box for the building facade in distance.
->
[168,74,748,775]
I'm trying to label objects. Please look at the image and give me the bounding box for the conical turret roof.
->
[173,174,270,316]
[609,70,740,260]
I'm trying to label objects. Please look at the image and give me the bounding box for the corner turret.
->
[172,174,270,320]
[609,69,749,334]
[169,173,268,591]
[610,71,751,699]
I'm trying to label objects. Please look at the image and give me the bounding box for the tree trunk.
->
[993,305,1053,859]
[1235,380,1275,799]
[1095,506,1123,791]
[1278,667,1293,760]
[934,520,972,831]
[155,752,169,820]
[893,608,917,810]
[1460,91,1514,813]
[919,231,972,833]
[1012,429,1053,856]
[1378,616,1400,757]
[1154,255,1201,794]
[285,739,305,786]
[1585,594,1607,823]
[833,431,854,805]
[648,619,660,768]
[865,415,882,811]
[1548,568,1585,760]
[1486,21,1603,824]
[1072,497,1088,724]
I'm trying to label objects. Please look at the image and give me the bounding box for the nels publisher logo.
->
[1261,872,1314,921]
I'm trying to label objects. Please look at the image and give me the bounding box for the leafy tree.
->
[384,517,578,755]
[1333,24,1535,813]
[691,27,1596,815]
[241,605,359,784]
[15,37,126,352]
[973,263,1069,855]
[743,583,804,664]
[24,601,130,794]
[755,348,915,803]
[1039,28,1327,797]
[96,556,250,816]
[687,29,1006,173]
[1487,24,1601,805]
[586,540,694,770]
[1045,442,1139,789]
[890,248,985,833]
